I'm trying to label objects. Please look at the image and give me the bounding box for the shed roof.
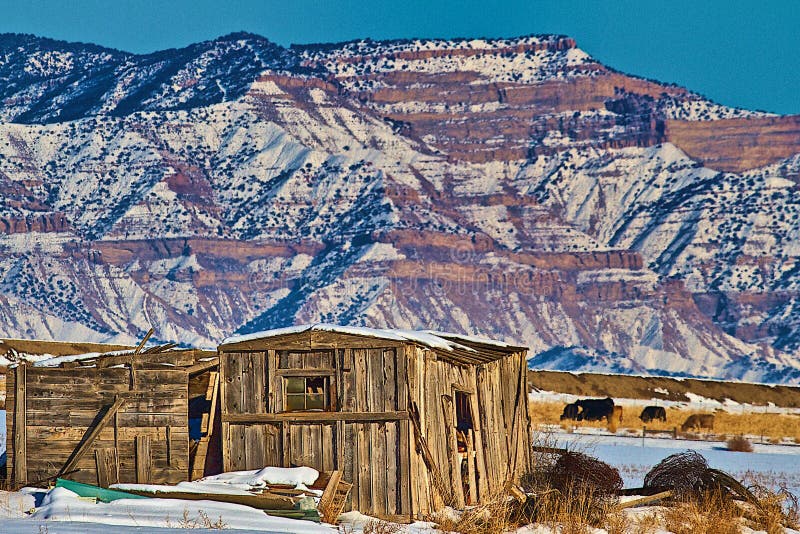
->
[220,324,526,365]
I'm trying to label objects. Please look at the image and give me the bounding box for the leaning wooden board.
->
[117,487,296,510]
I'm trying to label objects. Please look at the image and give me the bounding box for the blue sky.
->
[1,0,797,114]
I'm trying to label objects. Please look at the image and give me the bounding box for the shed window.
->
[284,376,329,411]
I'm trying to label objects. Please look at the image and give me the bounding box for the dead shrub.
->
[726,435,754,452]
[362,519,403,534]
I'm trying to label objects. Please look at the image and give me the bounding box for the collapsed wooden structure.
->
[218,325,532,521]
[5,343,220,488]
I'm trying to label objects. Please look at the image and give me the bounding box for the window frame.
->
[283,375,330,412]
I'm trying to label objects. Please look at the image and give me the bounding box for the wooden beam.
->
[117,488,295,510]
[13,364,27,486]
[275,368,335,377]
[617,490,674,509]
[221,411,409,424]
[141,342,177,354]
[96,350,195,369]
[186,357,219,375]
[59,396,126,477]
[134,327,154,354]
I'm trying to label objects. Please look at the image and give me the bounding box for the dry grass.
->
[727,435,754,452]
[530,400,800,442]
[603,509,631,534]
[745,485,800,533]
[529,486,609,534]
[631,511,660,534]
[432,494,521,534]
[661,492,744,534]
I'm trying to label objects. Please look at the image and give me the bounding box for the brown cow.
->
[612,405,623,424]
[681,413,715,432]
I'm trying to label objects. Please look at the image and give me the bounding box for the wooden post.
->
[95,448,119,488]
[135,435,152,484]
[13,364,27,486]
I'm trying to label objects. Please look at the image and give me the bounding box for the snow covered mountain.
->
[1,33,799,382]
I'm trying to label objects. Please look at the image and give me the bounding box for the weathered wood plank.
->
[244,425,267,470]
[228,424,247,471]
[95,448,119,488]
[386,421,398,515]
[398,419,412,516]
[357,423,370,513]
[371,422,387,515]
[384,349,397,411]
[354,349,368,412]
[223,353,243,414]
[135,435,152,484]
[13,364,27,486]
[266,350,276,412]
[186,358,220,375]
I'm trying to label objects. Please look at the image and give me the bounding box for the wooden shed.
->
[218,324,532,521]
[5,346,221,488]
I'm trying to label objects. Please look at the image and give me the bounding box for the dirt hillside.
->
[528,370,800,408]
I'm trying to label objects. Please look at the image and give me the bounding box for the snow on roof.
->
[221,323,498,353]
[32,349,134,367]
[423,330,516,348]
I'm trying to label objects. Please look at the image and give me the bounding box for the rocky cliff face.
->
[0,33,799,382]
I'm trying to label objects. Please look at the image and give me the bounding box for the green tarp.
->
[55,478,150,503]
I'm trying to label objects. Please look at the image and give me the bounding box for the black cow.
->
[560,402,580,421]
[576,397,615,422]
[639,406,667,423]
